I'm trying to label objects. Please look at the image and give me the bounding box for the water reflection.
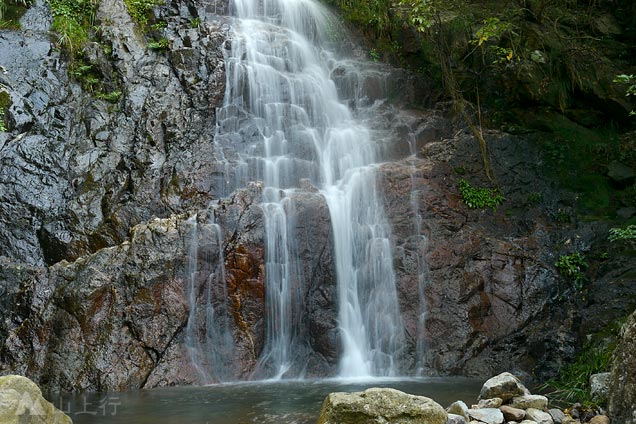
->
[53,378,481,424]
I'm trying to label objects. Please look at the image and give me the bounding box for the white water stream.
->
[191,0,410,380]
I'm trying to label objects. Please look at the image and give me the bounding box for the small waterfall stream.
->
[192,0,413,380]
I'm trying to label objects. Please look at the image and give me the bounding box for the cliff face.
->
[0,0,635,395]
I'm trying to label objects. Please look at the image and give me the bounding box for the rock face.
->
[0,375,72,423]
[317,388,447,424]
[609,310,636,424]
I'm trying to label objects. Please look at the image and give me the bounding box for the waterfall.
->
[208,0,407,379]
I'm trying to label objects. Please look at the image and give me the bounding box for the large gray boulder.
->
[317,387,447,424]
[479,372,528,401]
[0,375,72,424]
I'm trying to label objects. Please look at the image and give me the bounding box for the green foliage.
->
[458,178,505,210]
[148,37,168,50]
[123,0,163,26]
[190,16,200,28]
[369,48,380,62]
[608,224,636,243]
[0,89,10,132]
[555,252,588,290]
[541,344,613,406]
[614,74,636,117]
[540,320,622,406]
[48,0,98,54]
[1,0,31,28]
[472,17,511,47]
[95,90,122,103]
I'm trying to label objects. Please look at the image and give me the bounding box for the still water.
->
[53,378,482,423]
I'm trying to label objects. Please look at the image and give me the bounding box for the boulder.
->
[500,405,526,421]
[588,415,610,424]
[525,408,554,424]
[447,401,470,421]
[589,373,610,403]
[478,398,503,409]
[548,408,565,424]
[0,375,72,423]
[607,161,636,185]
[447,413,468,424]
[467,408,504,424]
[510,395,549,410]
[317,388,447,424]
[479,373,528,402]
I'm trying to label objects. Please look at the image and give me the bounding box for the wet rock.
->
[0,375,72,423]
[609,310,636,423]
[525,408,554,424]
[510,395,548,410]
[500,405,526,421]
[479,373,528,402]
[467,407,504,424]
[317,388,447,424]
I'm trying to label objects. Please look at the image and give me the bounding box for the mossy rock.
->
[317,387,447,424]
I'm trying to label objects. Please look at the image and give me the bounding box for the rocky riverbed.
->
[318,372,613,424]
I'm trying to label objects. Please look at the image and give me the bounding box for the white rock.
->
[448,400,470,421]
[468,407,504,424]
[447,413,468,424]
[478,398,503,408]
[526,408,554,424]
[479,372,528,401]
[510,395,549,410]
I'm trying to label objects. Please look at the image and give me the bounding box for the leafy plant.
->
[190,16,200,28]
[555,252,588,290]
[0,110,6,132]
[614,74,636,117]
[608,224,636,243]
[369,48,380,62]
[458,178,505,210]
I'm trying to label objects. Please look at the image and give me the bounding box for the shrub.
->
[458,178,505,210]
[608,224,636,243]
[555,252,588,290]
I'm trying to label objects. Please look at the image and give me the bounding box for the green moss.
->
[47,0,98,54]
[0,90,11,132]
[123,0,163,27]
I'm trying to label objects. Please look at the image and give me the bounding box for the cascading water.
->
[206,0,408,380]
[185,214,238,382]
